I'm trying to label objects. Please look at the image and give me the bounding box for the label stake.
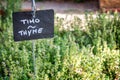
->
[32,40,36,79]
[31,0,36,79]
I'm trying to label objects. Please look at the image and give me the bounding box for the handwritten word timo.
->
[20,18,40,24]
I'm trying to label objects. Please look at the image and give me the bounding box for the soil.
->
[22,0,99,14]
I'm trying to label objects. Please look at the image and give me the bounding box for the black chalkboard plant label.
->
[12,9,54,41]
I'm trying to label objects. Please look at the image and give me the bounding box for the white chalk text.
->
[18,18,43,36]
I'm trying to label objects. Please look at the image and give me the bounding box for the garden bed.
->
[0,0,120,79]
